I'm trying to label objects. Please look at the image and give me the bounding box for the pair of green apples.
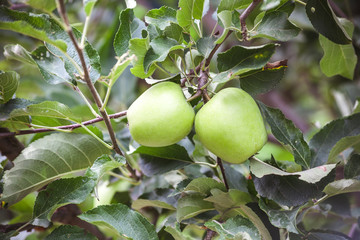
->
[127,82,267,164]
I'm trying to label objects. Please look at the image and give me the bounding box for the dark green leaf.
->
[306,0,351,44]
[251,12,301,41]
[138,154,192,176]
[217,0,252,12]
[344,154,360,179]
[45,225,96,240]
[0,71,19,104]
[33,177,95,223]
[196,37,216,58]
[240,67,285,95]
[216,44,276,83]
[323,179,360,197]
[319,19,357,80]
[79,204,159,240]
[184,177,226,195]
[176,193,215,222]
[114,8,145,57]
[164,23,184,43]
[1,133,109,205]
[223,163,248,192]
[205,215,260,240]
[145,6,177,30]
[176,0,205,29]
[309,113,360,167]
[259,199,300,233]
[132,188,178,211]
[129,38,157,78]
[258,102,311,169]
[0,98,34,121]
[133,144,192,162]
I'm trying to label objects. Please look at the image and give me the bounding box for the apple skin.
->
[195,88,267,164]
[127,82,195,147]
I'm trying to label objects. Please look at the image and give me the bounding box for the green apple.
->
[195,88,267,164]
[127,82,195,147]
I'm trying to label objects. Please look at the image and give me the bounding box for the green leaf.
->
[176,0,205,29]
[33,177,95,223]
[205,215,261,240]
[176,193,215,222]
[4,44,35,65]
[0,71,19,104]
[196,37,216,58]
[217,44,276,83]
[164,23,184,43]
[21,0,57,13]
[328,135,360,163]
[259,199,300,234]
[258,102,311,169]
[204,189,252,211]
[132,199,176,211]
[323,179,360,196]
[0,98,34,121]
[216,10,240,44]
[305,0,351,44]
[250,157,336,184]
[129,38,157,78]
[10,101,80,122]
[133,144,192,162]
[319,19,357,80]
[261,0,281,11]
[184,177,226,195]
[144,36,184,72]
[79,204,159,240]
[145,6,178,30]
[309,113,360,167]
[45,225,96,240]
[84,0,97,16]
[1,133,109,205]
[106,57,132,87]
[240,67,285,95]
[114,8,145,57]
[0,8,101,83]
[344,154,360,179]
[251,12,301,41]
[217,0,252,13]
[165,225,192,240]
[85,154,125,182]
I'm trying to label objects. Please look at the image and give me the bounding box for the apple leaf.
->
[20,0,57,13]
[184,177,226,195]
[145,6,178,30]
[260,0,282,11]
[222,163,248,192]
[258,102,312,169]
[0,98,34,121]
[79,204,159,240]
[129,38,157,78]
[259,199,301,234]
[216,44,276,83]
[205,215,261,240]
[323,179,360,197]
[132,188,178,211]
[217,0,252,13]
[176,0,205,29]
[319,19,357,80]
[196,36,216,58]
[33,177,95,224]
[165,224,192,240]
[114,8,145,57]
[83,0,97,16]
[344,154,360,179]
[251,11,301,41]
[204,189,252,211]
[305,0,351,44]
[328,135,360,163]
[176,193,215,222]
[45,225,96,240]
[1,133,109,205]
[240,67,285,96]
[216,10,240,44]
[309,113,360,167]
[133,144,192,162]
[0,71,19,104]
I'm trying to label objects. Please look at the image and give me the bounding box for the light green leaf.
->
[250,157,336,184]
[176,193,215,221]
[79,204,159,240]
[205,215,261,240]
[33,177,95,223]
[323,179,360,196]
[0,71,19,104]
[165,225,192,240]
[83,0,97,16]
[217,0,252,13]
[184,177,226,195]
[216,10,240,44]
[132,199,176,211]
[204,189,252,212]
[319,19,357,80]
[176,0,205,29]
[145,6,178,30]
[129,38,157,78]
[114,8,146,57]
[1,133,109,205]
[85,154,125,182]
[251,11,301,41]
[260,0,281,11]
[4,44,36,65]
[328,135,360,163]
[45,225,97,240]
[10,101,80,122]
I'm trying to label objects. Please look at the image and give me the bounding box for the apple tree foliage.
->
[0,0,359,239]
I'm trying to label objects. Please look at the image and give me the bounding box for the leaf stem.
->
[107,171,140,185]
[80,16,91,49]
[56,0,138,180]
[29,124,73,133]
[79,123,113,149]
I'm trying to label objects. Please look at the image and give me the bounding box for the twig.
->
[56,0,138,180]
[0,111,127,138]
[204,30,233,68]
[240,0,263,41]
[204,229,217,240]
[217,157,229,190]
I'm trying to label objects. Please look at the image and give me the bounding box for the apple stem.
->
[217,157,230,191]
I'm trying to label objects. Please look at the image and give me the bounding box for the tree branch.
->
[240,0,263,41]
[217,157,229,190]
[56,0,138,180]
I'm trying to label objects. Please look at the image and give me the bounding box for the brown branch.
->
[204,30,233,68]
[0,111,127,138]
[203,229,217,240]
[264,59,288,69]
[217,157,229,190]
[240,0,263,41]
[56,0,138,180]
